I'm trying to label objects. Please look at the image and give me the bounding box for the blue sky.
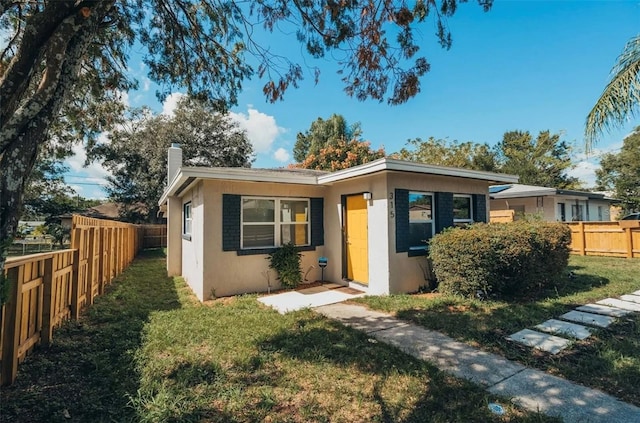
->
[67,1,640,198]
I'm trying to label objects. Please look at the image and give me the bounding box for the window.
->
[408,192,434,251]
[558,203,566,222]
[183,202,192,236]
[598,206,603,221]
[571,204,584,221]
[241,197,309,249]
[453,195,473,226]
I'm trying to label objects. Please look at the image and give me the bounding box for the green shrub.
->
[267,243,302,289]
[429,221,571,299]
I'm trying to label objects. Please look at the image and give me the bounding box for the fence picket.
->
[1,215,162,386]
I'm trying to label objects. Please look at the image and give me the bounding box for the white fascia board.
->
[158,166,320,205]
[492,189,556,199]
[317,158,519,184]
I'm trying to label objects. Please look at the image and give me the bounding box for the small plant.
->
[267,243,302,289]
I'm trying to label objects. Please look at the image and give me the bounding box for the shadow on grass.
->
[390,270,612,347]
[0,249,180,423]
[259,317,556,423]
[547,315,640,407]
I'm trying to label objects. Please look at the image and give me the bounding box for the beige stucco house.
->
[159,145,518,301]
[489,184,617,222]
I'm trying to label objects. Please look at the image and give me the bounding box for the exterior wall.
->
[387,172,489,294]
[587,200,611,221]
[181,182,205,301]
[490,197,542,219]
[166,196,183,276]
[201,180,326,298]
[175,172,494,298]
[324,173,390,295]
[491,196,613,222]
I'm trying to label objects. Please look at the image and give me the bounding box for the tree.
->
[0,1,491,275]
[596,127,640,214]
[586,35,640,152]
[392,137,498,171]
[293,139,385,171]
[293,114,362,162]
[93,98,253,222]
[496,130,580,189]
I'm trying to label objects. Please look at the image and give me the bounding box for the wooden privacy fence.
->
[566,221,640,258]
[0,215,145,386]
[142,224,167,248]
[490,210,515,223]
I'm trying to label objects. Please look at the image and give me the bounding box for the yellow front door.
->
[346,195,368,284]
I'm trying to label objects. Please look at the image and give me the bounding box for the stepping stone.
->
[633,290,640,296]
[560,310,615,328]
[535,319,592,340]
[596,298,640,312]
[576,303,631,317]
[620,294,640,304]
[507,329,571,354]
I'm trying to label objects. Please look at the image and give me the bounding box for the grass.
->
[354,255,640,407]
[0,249,557,422]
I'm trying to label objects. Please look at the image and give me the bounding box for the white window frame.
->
[409,191,435,251]
[240,196,310,249]
[453,194,473,225]
[183,202,192,236]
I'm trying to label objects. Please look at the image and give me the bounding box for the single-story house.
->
[159,145,518,300]
[489,184,617,222]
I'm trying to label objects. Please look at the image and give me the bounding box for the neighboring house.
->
[489,184,617,222]
[159,145,517,300]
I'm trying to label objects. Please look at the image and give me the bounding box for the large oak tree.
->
[92,97,253,222]
[0,0,492,275]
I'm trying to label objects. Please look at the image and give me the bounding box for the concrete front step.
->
[507,329,571,354]
[535,319,592,340]
[597,298,640,312]
[560,310,616,328]
[576,303,631,317]
[620,294,640,304]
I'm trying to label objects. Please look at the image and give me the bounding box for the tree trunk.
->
[0,2,114,285]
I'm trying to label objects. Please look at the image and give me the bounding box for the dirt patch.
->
[414,292,442,300]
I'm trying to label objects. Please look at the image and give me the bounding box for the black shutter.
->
[472,194,487,223]
[222,194,241,251]
[310,198,324,246]
[395,189,409,253]
[435,192,454,233]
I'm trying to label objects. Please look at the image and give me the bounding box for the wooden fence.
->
[0,215,145,386]
[566,221,640,259]
[142,224,167,248]
[489,210,515,223]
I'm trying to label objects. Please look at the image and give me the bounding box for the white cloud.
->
[229,106,286,154]
[115,90,129,107]
[162,92,186,117]
[66,143,109,178]
[567,160,600,188]
[273,148,291,163]
[142,77,152,92]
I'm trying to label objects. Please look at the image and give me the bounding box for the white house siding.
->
[181,182,206,301]
[200,180,325,298]
[387,172,489,294]
[324,173,390,295]
[490,197,544,219]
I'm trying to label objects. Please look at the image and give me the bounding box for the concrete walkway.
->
[315,303,640,423]
[258,283,365,313]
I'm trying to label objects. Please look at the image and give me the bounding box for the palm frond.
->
[585,35,640,152]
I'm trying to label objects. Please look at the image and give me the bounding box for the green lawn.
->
[0,249,556,423]
[355,255,640,407]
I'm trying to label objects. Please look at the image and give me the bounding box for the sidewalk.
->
[315,303,640,423]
